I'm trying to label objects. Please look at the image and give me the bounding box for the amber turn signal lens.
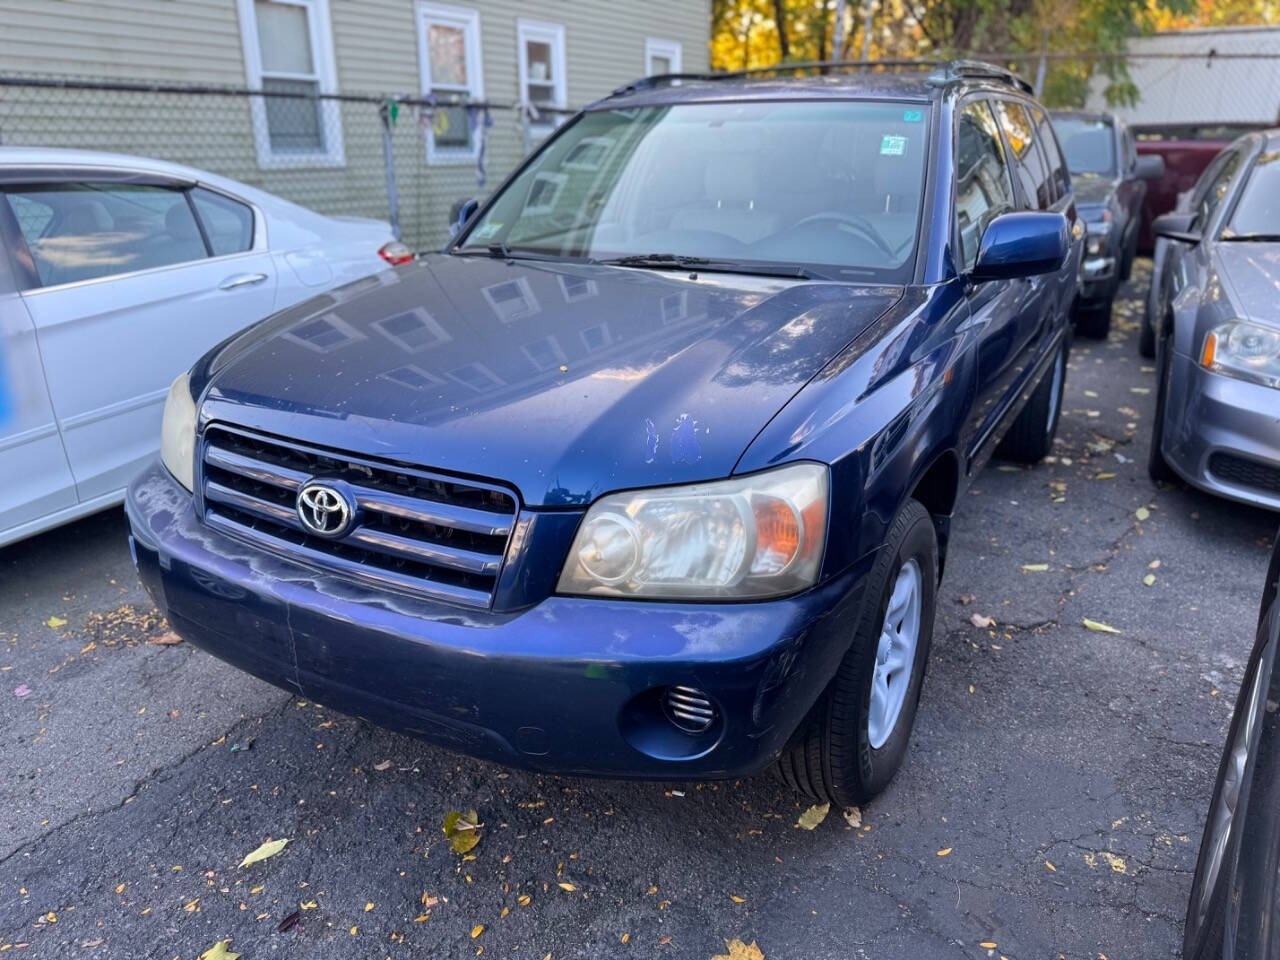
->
[753,497,801,573]
[1200,331,1218,368]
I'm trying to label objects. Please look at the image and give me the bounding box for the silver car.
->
[1148,129,1280,511]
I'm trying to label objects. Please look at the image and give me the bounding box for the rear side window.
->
[955,99,1016,271]
[3,182,209,287]
[191,187,254,256]
[994,100,1053,210]
[1031,106,1068,200]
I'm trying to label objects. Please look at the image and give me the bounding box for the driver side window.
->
[1193,150,1241,231]
[955,99,1015,272]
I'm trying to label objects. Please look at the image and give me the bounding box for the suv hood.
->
[201,255,902,506]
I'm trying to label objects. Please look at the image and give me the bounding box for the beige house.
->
[0,0,710,247]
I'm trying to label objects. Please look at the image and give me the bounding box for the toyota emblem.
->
[296,481,354,538]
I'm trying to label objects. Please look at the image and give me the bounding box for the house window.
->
[482,277,540,323]
[372,308,451,353]
[416,2,484,164]
[558,274,597,303]
[580,322,612,352]
[448,363,504,392]
[645,38,682,76]
[521,336,566,372]
[238,0,343,168]
[517,19,566,138]
[380,364,444,391]
[283,313,366,353]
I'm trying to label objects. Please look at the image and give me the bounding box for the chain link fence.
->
[0,74,577,252]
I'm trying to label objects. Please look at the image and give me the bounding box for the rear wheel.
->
[1138,311,1156,359]
[775,499,937,807]
[1074,299,1113,339]
[997,337,1067,464]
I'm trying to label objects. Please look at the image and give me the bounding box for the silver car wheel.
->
[1195,655,1267,926]
[868,558,923,750]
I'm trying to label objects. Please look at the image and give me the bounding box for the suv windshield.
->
[1223,150,1280,240]
[456,100,930,281]
[1054,116,1115,176]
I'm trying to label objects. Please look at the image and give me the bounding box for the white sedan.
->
[0,147,409,547]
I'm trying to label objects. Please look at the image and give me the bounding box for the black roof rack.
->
[603,57,1033,102]
[926,59,1034,94]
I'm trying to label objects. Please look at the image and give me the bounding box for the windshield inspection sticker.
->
[880,134,907,156]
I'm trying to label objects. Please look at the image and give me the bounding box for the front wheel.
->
[997,337,1067,464]
[775,499,937,807]
[1148,327,1177,484]
[1074,300,1113,339]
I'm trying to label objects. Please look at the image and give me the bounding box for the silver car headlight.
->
[160,373,198,491]
[1085,219,1112,257]
[556,462,829,600]
[1202,320,1280,389]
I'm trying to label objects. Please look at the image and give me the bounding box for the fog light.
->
[663,686,716,734]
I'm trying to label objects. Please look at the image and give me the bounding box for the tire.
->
[996,337,1067,464]
[1138,311,1156,359]
[1074,299,1112,339]
[1148,324,1177,484]
[1120,230,1136,282]
[775,499,937,807]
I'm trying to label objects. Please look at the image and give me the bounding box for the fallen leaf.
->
[558,882,576,892]
[373,760,392,771]
[147,631,182,646]
[239,838,290,868]
[299,901,318,911]
[1143,574,1156,587]
[795,803,829,830]
[1134,507,1150,522]
[842,806,862,828]
[936,847,953,857]
[278,910,301,933]
[45,616,67,629]
[970,613,995,629]
[517,894,531,907]
[471,924,484,939]
[364,902,375,912]
[1045,860,1056,872]
[711,939,765,960]
[1149,559,1161,569]
[183,897,200,912]
[198,942,240,960]
[14,685,31,699]
[729,894,746,903]
[1021,563,1049,572]
[1095,472,1116,480]
[621,932,631,944]
[114,883,125,895]
[1082,618,1121,634]
[979,941,997,949]
[444,809,483,854]
[958,594,975,606]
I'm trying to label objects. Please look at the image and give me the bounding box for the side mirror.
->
[449,197,480,237]
[1135,154,1165,181]
[971,211,1069,282]
[1152,210,1200,244]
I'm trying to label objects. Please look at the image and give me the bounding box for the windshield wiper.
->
[449,243,574,263]
[599,253,823,280]
[1221,233,1280,242]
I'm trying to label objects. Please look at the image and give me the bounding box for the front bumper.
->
[125,461,871,778]
[1079,255,1117,305]
[1162,353,1280,512]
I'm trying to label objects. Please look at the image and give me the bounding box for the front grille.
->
[1209,452,1280,496]
[199,425,517,608]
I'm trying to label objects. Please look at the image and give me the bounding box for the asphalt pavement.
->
[2,260,1276,960]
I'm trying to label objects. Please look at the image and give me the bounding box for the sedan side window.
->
[1031,105,1068,200]
[994,100,1053,210]
[1193,150,1241,231]
[2,182,209,287]
[955,99,1016,272]
[191,187,254,256]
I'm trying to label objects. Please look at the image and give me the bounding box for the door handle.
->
[219,272,268,290]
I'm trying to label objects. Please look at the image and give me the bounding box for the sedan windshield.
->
[1054,117,1115,176]
[456,100,930,281]
[1223,150,1280,240]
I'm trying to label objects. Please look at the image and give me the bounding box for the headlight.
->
[556,462,829,600]
[160,373,198,491]
[1201,320,1280,389]
[1085,218,1112,257]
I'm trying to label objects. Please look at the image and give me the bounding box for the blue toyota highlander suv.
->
[126,62,1081,805]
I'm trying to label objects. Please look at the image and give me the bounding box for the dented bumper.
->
[125,460,869,779]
